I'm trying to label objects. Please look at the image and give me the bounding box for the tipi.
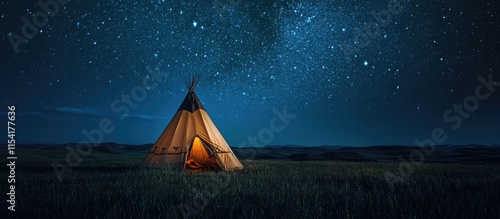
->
[143,75,243,171]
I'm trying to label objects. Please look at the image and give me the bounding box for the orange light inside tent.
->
[188,137,214,166]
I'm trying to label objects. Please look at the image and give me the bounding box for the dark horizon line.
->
[4,141,500,148]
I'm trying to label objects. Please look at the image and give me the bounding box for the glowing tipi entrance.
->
[186,137,216,169]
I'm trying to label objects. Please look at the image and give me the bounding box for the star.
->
[2,0,497,145]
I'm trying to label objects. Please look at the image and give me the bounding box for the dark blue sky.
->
[1,0,499,146]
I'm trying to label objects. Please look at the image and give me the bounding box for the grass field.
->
[2,158,500,218]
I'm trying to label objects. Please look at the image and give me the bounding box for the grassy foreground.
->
[2,160,500,218]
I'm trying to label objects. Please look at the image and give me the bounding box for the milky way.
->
[1,0,499,145]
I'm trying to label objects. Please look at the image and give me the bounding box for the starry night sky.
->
[1,0,499,146]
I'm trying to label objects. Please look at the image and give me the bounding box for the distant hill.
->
[5,143,500,164]
[233,145,500,162]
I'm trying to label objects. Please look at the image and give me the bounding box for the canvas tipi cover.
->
[143,76,243,171]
